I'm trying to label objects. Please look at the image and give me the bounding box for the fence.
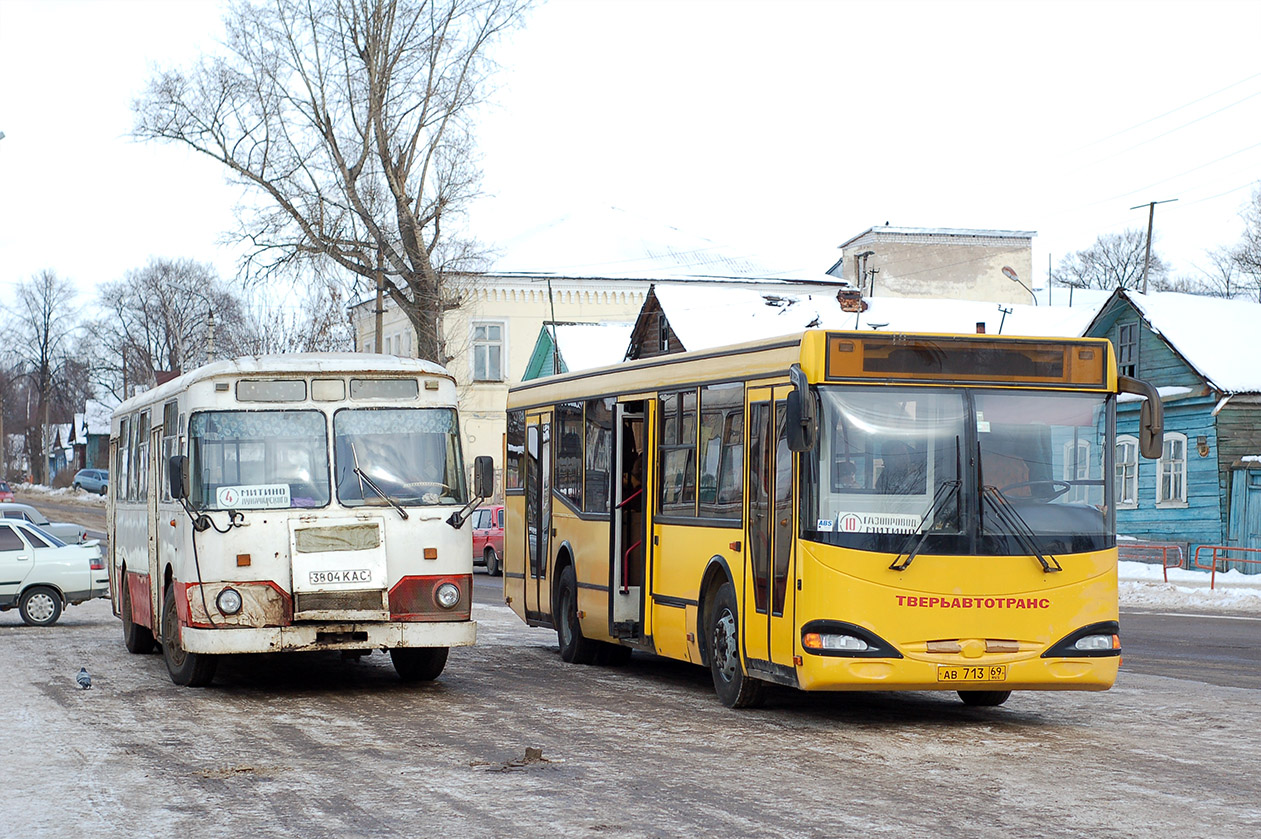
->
[1191,544,1261,590]
[1118,542,1186,582]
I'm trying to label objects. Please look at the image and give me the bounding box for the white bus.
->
[108,354,492,687]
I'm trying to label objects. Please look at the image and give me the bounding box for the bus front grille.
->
[294,589,388,616]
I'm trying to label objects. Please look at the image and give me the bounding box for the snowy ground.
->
[15,483,1260,614]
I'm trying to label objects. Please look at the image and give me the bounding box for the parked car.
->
[0,481,13,503]
[71,468,109,495]
[0,502,88,544]
[0,519,106,626]
[472,504,504,576]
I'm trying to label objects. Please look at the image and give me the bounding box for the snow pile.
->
[13,483,108,507]
[1120,560,1261,613]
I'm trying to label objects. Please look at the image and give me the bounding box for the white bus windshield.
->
[189,410,331,510]
[334,408,467,507]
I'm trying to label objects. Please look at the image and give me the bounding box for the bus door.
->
[611,400,646,637]
[524,411,552,623]
[743,386,797,677]
[147,424,163,628]
[107,436,120,617]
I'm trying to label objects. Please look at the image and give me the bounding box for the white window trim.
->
[470,319,508,383]
[1155,432,1188,508]
[1115,435,1139,510]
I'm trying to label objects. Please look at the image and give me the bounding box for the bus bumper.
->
[180,620,477,654]
[795,653,1119,692]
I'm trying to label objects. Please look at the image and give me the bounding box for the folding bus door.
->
[744,385,797,678]
[523,411,553,624]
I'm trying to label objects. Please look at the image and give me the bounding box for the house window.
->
[657,313,670,353]
[1061,439,1095,504]
[472,322,504,381]
[1156,432,1187,506]
[1115,435,1138,509]
[1118,323,1138,378]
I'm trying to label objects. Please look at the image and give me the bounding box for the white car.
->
[0,502,88,544]
[0,519,107,626]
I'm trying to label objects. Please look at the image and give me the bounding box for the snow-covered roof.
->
[1115,290,1261,394]
[552,323,634,371]
[652,283,1098,353]
[82,398,116,436]
[484,206,808,282]
[839,226,1036,249]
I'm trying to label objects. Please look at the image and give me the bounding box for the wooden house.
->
[1084,289,1261,566]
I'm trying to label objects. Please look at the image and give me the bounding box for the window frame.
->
[471,320,506,383]
[1118,322,1139,378]
[1115,434,1139,509]
[1155,432,1188,508]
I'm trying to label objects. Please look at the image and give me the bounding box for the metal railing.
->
[1118,542,1185,582]
[1192,544,1261,590]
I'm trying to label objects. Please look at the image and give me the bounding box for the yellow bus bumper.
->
[795,652,1119,692]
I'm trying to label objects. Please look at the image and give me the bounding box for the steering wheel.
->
[997,480,1072,501]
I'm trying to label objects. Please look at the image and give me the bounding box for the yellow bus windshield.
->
[804,385,1113,558]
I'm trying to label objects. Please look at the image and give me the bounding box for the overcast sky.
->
[1,0,1259,305]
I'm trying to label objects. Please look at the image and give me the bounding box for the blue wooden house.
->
[1084,289,1261,570]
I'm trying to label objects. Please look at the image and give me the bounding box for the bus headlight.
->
[434,582,461,609]
[1073,634,1117,652]
[216,587,244,615]
[1042,621,1121,658]
[803,632,869,652]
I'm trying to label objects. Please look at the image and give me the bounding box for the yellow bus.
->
[503,330,1164,708]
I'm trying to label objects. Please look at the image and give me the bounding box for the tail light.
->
[90,553,105,571]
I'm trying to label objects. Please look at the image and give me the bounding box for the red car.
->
[472,505,504,576]
[0,481,14,503]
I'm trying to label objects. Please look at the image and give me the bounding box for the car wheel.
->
[484,546,500,577]
[161,584,217,687]
[556,565,596,664]
[121,575,156,654]
[707,582,765,708]
[390,647,448,682]
[19,586,62,627]
[958,690,1012,707]
[73,483,82,492]
[98,486,108,496]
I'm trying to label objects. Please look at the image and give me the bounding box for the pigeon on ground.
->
[76,668,92,690]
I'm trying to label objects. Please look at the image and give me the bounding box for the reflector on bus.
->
[825,334,1107,388]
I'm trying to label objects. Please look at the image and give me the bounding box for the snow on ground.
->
[13,483,108,506]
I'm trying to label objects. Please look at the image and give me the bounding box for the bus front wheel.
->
[958,690,1011,707]
[162,585,217,687]
[708,582,764,709]
[556,565,597,664]
[390,647,448,682]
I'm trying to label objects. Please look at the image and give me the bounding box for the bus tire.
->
[121,576,156,654]
[390,647,449,682]
[19,586,62,627]
[708,582,764,709]
[958,690,1011,707]
[161,585,217,687]
[556,565,596,664]
[484,547,501,577]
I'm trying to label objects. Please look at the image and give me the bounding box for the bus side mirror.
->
[473,455,495,498]
[1119,375,1164,459]
[168,455,189,500]
[786,364,818,452]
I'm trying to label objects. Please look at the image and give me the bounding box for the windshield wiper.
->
[889,479,960,571]
[981,485,1061,573]
[354,467,409,520]
[890,436,961,572]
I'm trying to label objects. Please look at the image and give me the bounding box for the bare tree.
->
[6,270,81,484]
[1052,228,1168,291]
[133,0,530,364]
[238,281,356,355]
[1192,247,1247,299]
[1230,185,1261,298]
[90,258,253,399]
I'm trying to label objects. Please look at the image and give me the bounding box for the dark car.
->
[472,505,504,576]
[72,469,109,495]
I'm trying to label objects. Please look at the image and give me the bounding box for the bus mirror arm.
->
[1118,376,1165,459]
[787,364,818,452]
[447,455,496,530]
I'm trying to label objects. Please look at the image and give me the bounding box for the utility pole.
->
[1131,198,1178,293]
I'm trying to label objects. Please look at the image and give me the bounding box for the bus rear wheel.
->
[708,582,764,708]
[958,690,1011,707]
[121,576,156,654]
[556,565,596,664]
[162,585,217,687]
[390,647,448,682]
